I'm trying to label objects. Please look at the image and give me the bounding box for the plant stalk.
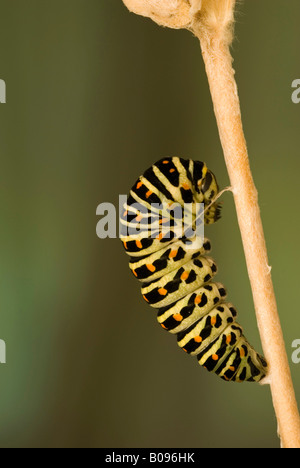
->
[198,32,300,448]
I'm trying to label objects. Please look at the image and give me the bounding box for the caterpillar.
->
[120,157,268,383]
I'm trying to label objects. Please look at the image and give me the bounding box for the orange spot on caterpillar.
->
[158,288,168,296]
[182,348,188,353]
[123,210,128,218]
[211,316,217,326]
[162,160,169,164]
[136,240,143,249]
[132,270,138,277]
[169,250,178,259]
[161,323,168,330]
[181,271,189,281]
[212,354,219,361]
[226,335,232,344]
[136,214,142,222]
[123,241,128,250]
[146,264,156,273]
[143,295,149,303]
[182,183,190,190]
[240,347,245,358]
[229,366,235,372]
[156,233,164,240]
[194,336,202,343]
[159,218,169,225]
[169,169,175,173]
[194,295,202,305]
[136,181,143,189]
[146,190,153,198]
[173,313,183,322]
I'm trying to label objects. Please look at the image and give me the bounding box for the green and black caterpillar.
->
[120,157,268,382]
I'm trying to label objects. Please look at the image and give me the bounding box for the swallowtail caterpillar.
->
[120,157,268,382]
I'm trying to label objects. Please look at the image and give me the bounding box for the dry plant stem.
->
[199,34,300,448]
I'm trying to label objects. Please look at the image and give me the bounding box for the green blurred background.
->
[0,0,299,448]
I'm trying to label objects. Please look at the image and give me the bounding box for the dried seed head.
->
[122,0,192,29]
[122,0,236,45]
